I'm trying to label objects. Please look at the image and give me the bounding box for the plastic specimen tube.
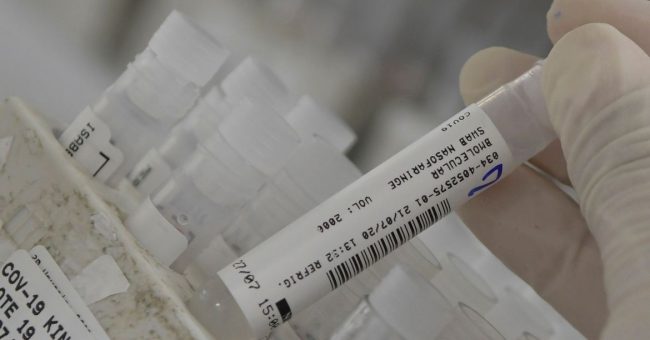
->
[127,87,231,195]
[59,11,229,186]
[127,100,300,269]
[331,265,501,340]
[222,137,361,256]
[188,62,553,339]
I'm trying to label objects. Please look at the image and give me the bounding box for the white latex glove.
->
[545,22,650,340]
[457,1,650,338]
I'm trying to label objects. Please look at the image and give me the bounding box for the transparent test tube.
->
[126,57,287,195]
[127,100,301,268]
[187,137,359,289]
[221,58,356,152]
[221,137,361,256]
[189,62,553,339]
[331,265,503,340]
[127,87,231,195]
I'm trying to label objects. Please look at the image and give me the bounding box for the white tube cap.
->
[127,197,188,267]
[286,97,357,152]
[218,101,300,176]
[185,143,264,206]
[181,86,231,142]
[149,10,229,86]
[283,137,360,202]
[221,57,294,112]
[130,50,200,122]
[222,138,359,253]
[156,87,231,173]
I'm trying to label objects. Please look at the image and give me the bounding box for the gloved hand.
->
[458,0,650,338]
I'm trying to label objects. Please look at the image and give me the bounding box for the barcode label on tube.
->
[327,199,451,290]
[218,105,515,338]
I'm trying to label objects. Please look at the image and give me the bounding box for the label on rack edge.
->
[59,108,124,182]
[0,249,94,339]
[30,246,109,340]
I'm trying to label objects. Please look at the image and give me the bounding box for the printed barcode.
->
[326,199,451,290]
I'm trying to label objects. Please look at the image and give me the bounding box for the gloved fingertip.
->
[459,47,538,105]
[546,0,588,44]
[547,0,650,54]
[543,23,650,137]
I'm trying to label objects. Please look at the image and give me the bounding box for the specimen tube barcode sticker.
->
[218,104,514,338]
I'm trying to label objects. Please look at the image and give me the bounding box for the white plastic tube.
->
[331,265,503,340]
[127,100,300,269]
[222,137,361,255]
[127,55,356,196]
[127,87,231,194]
[188,62,553,340]
[59,11,229,186]
[221,57,295,114]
